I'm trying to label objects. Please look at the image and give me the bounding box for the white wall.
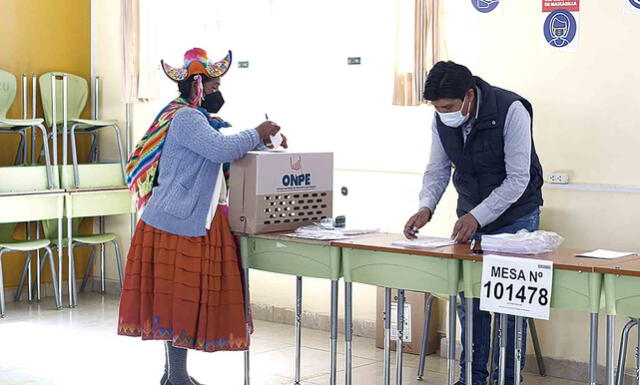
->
[93,0,640,368]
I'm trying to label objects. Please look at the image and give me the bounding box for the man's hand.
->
[403,207,432,239]
[451,213,479,243]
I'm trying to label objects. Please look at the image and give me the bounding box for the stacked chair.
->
[0,69,133,316]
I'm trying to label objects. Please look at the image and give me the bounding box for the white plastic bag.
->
[481,230,564,254]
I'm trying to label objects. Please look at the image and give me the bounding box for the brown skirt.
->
[117,207,249,352]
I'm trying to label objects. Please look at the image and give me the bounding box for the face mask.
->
[201,91,225,113]
[437,96,471,128]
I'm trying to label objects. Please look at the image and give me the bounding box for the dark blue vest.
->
[435,77,543,233]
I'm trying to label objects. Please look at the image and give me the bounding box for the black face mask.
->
[201,91,225,113]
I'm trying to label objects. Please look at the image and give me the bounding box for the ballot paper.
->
[284,225,379,240]
[392,237,456,249]
[576,249,637,259]
[269,133,284,151]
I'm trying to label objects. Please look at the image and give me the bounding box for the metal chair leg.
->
[14,130,25,165]
[111,123,127,184]
[14,253,32,302]
[0,249,7,317]
[417,295,436,381]
[44,246,62,310]
[383,288,392,385]
[112,240,124,289]
[345,281,353,385]
[79,245,96,293]
[528,318,547,376]
[616,319,636,385]
[70,123,80,188]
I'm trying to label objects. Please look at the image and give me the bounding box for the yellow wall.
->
[0,0,93,288]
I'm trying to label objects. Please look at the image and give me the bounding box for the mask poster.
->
[470,0,501,14]
[624,0,640,14]
[541,0,579,51]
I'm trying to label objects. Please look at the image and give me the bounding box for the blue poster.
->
[630,0,640,9]
[543,9,577,48]
[471,0,500,13]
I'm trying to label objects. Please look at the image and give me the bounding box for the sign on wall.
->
[624,0,640,14]
[471,0,500,13]
[542,0,580,50]
[480,255,554,320]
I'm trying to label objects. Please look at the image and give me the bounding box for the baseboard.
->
[250,302,377,339]
[440,337,633,383]
[5,277,122,302]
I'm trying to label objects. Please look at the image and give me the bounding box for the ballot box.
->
[229,151,334,234]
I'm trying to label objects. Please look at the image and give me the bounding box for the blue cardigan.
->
[141,107,261,237]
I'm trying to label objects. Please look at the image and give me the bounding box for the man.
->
[404,61,543,385]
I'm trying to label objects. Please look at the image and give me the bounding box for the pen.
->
[265,113,269,121]
[470,239,476,251]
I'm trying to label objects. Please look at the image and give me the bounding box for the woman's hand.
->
[256,121,280,140]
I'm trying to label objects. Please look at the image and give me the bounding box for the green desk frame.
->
[239,235,341,385]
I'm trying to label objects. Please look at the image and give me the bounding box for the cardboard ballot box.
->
[229,151,333,234]
[376,288,440,355]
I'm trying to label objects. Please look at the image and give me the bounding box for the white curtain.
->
[393,0,447,106]
[122,0,158,103]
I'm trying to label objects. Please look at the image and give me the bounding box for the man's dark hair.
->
[177,74,212,99]
[423,61,475,101]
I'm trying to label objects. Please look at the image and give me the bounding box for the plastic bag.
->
[481,230,564,254]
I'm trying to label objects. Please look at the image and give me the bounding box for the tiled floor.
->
[0,293,581,385]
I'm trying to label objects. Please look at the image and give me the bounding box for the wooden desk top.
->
[333,233,640,273]
[594,257,640,277]
[332,233,457,260]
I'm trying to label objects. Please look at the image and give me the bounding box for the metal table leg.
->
[498,313,507,385]
[295,276,302,385]
[396,290,406,385]
[384,288,392,385]
[345,281,353,385]
[448,295,457,385]
[590,313,599,385]
[607,315,616,385]
[465,296,473,385]
[330,279,338,385]
[514,316,524,385]
[636,319,640,385]
[243,267,250,385]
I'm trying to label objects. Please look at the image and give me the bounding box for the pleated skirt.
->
[117,207,249,352]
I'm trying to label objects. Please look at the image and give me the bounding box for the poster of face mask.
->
[624,0,640,14]
[541,1,580,51]
[471,0,501,13]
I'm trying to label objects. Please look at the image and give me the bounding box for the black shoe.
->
[160,374,204,385]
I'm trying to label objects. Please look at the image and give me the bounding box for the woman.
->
[118,48,285,385]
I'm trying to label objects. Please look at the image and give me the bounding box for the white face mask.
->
[437,96,471,128]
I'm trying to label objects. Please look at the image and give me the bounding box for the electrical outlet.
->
[238,61,249,68]
[548,172,569,184]
[347,57,361,65]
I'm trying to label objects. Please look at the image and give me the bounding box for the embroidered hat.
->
[161,48,232,82]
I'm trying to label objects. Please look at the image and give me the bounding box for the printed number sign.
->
[480,255,553,320]
[390,302,412,342]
